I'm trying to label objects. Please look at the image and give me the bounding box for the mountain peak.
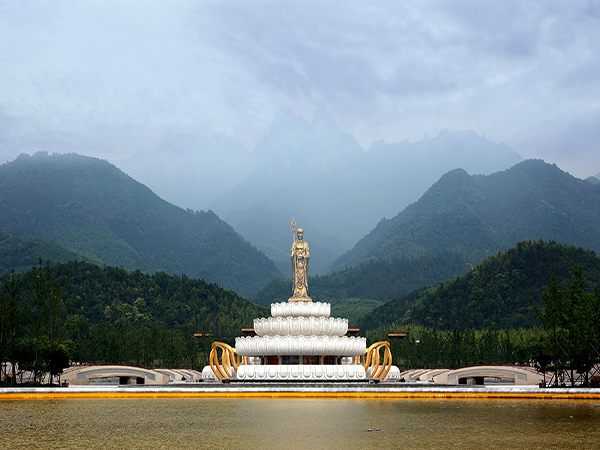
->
[311,106,335,127]
[155,130,203,154]
[253,107,362,162]
[269,109,309,133]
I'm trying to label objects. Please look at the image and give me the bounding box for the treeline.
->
[366,324,542,371]
[3,242,599,385]
[360,239,600,330]
[65,320,213,374]
[1,259,267,383]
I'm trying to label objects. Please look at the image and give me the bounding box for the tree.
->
[0,269,22,383]
[534,266,600,386]
[47,346,70,385]
[533,269,566,385]
[26,258,70,383]
[562,267,598,386]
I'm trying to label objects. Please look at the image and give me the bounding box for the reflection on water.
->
[1,398,600,450]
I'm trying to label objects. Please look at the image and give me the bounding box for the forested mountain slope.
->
[0,232,101,274]
[0,152,282,296]
[359,239,600,331]
[332,160,600,271]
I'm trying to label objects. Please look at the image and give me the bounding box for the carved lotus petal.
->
[290,337,300,355]
[314,338,325,354]
[301,339,312,355]
[291,365,301,379]
[284,339,292,355]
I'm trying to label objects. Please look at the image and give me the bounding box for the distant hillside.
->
[0,232,101,274]
[359,239,600,331]
[0,152,282,296]
[251,251,469,324]
[333,160,600,271]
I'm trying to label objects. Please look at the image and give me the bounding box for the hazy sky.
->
[1,0,599,178]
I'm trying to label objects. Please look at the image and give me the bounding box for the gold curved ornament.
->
[361,341,392,381]
[209,342,241,381]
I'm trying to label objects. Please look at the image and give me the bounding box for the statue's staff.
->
[290,218,297,298]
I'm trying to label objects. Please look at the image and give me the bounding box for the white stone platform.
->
[3,385,600,400]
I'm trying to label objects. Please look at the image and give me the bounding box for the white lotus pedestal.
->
[206,301,396,382]
[233,302,367,381]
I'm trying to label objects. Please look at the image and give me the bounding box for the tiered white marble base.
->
[233,301,367,381]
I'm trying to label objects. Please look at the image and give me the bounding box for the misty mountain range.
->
[1,143,599,306]
[117,107,523,274]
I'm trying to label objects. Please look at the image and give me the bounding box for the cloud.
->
[0,0,599,176]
